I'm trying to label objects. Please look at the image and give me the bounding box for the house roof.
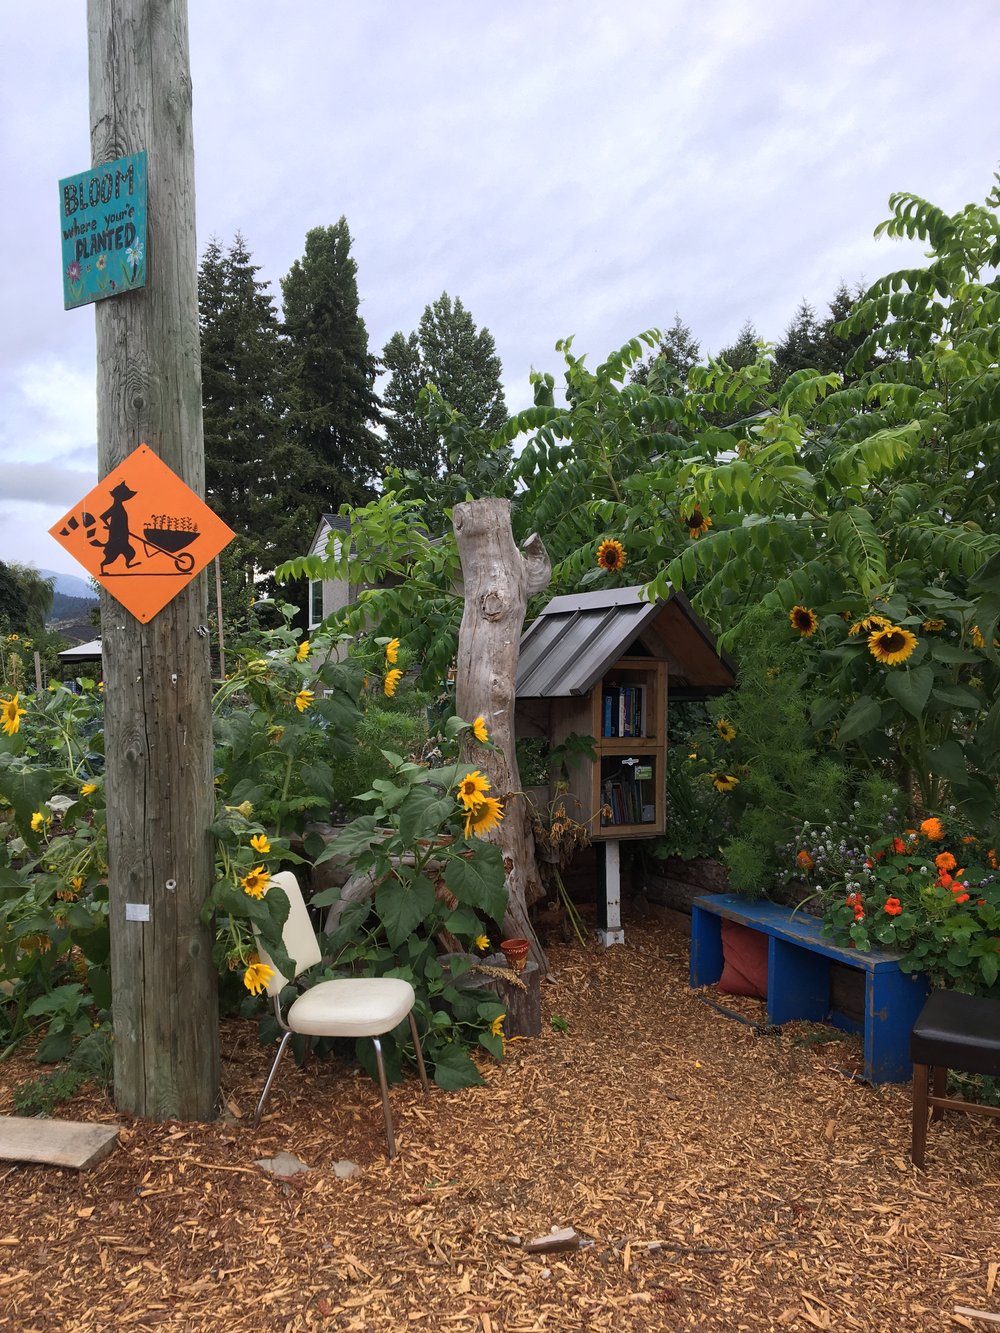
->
[58,638,103,661]
[516,586,736,700]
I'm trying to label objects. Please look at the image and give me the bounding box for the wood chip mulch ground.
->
[2,905,999,1332]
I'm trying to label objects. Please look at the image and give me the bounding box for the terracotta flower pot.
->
[500,937,530,971]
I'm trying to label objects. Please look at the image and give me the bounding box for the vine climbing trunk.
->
[453,499,551,972]
[89,0,220,1118]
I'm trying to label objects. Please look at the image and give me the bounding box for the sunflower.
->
[685,509,712,539]
[848,613,891,637]
[867,624,917,666]
[465,795,504,838]
[715,718,736,743]
[456,770,491,811]
[921,618,944,632]
[243,956,275,996]
[711,773,740,793]
[596,539,626,572]
[474,933,490,952]
[383,668,403,697]
[385,637,400,665]
[472,715,489,744]
[789,605,818,637]
[80,782,97,796]
[294,687,315,712]
[250,833,271,855]
[295,639,311,662]
[240,865,270,899]
[489,1014,506,1038]
[970,625,986,649]
[1,693,26,737]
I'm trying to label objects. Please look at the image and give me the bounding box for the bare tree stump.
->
[452,499,551,972]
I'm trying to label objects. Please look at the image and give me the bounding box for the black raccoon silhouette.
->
[60,485,198,575]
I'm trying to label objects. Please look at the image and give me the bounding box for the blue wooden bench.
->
[689,893,929,1083]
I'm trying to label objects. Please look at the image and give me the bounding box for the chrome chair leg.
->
[409,1011,430,1093]
[254,1030,293,1128]
[371,1036,396,1159]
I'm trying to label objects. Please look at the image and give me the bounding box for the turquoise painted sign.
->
[59,150,147,309]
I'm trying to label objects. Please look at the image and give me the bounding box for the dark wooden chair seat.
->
[910,989,1000,1168]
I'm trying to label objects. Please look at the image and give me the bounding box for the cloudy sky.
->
[3,1,998,578]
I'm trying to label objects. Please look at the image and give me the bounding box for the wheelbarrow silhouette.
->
[137,525,198,572]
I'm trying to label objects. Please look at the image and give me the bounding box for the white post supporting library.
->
[597,840,625,947]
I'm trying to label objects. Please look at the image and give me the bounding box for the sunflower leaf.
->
[837,695,882,744]
[884,665,933,718]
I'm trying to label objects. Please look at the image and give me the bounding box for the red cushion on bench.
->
[717,920,768,999]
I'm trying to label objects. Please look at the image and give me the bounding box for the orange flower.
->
[936,872,953,889]
[920,817,944,840]
[988,849,998,870]
[796,850,814,872]
[892,837,906,854]
[884,898,903,916]
[935,851,957,872]
[954,892,970,905]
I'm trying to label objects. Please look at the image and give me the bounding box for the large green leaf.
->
[927,741,969,786]
[932,683,983,710]
[314,816,382,865]
[884,665,933,718]
[396,786,457,848]
[375,873,436,949]
[431,1041,485,1090]
[837,695,882,744]
[445,843,508,925]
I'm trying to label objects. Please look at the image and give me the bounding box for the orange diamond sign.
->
[50,444,235,623]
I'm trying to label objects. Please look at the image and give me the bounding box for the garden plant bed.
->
[2,910,999,1331]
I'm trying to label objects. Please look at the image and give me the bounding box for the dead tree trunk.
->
[89,0,220,1119]
[453,499,551,972]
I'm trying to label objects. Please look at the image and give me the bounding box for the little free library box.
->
[515,587,735,944]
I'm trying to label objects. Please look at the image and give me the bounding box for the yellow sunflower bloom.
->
[81,782,97,796]
[465,795,504,838]
[474,934,490,952]
[240,866,270,899]
[970,624,986,649]
[243,956,275,996]
[596,539,626,572]
[383,668,403,697]
[1,693,27,737]
[711,773,740,793]
[848,613,891,637]
[456,769,491,811]
[385,637,400,665]
[715,718,736,742]
[490,1014,506,1038]
[250,833,271,855]
[295,639,311,662]
[472,715,489,744]
[685,509,712,539]
[30,811,46,832]
[789,605,818,637]
[921,618,944,632]
[294,687,315,712]
[867,625,917,667]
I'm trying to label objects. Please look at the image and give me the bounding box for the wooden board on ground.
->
[0,1116,119,1170]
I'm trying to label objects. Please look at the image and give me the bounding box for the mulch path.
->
[2,905,999,1332]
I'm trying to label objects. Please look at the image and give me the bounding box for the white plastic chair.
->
[252,871,429,1157]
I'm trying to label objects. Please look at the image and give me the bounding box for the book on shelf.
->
[601,766,657,826]
[600,683,648,738]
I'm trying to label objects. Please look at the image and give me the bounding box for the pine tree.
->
[199,234,310,587]
[382,292,507,478]
[773,299,820,380]
[631,313,701,389]
[716,318,761,369]
[281,220,382,511]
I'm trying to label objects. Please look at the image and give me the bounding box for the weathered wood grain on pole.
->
[88,0,219,1118]
[453,498,551,972]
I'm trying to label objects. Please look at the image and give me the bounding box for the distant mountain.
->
[40,569,98,601]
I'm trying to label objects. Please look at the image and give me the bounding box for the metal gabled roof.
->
[516,587,665,698]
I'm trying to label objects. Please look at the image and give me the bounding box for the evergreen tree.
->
[281,220,382,512]
[715,318,761,370]
[382,292,507,478]
[199,234,309,587]
[631,313,701,389]
[773,299,820,380]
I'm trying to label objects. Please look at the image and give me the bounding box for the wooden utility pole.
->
[453,499,551,971]
[88,0,219,1118]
